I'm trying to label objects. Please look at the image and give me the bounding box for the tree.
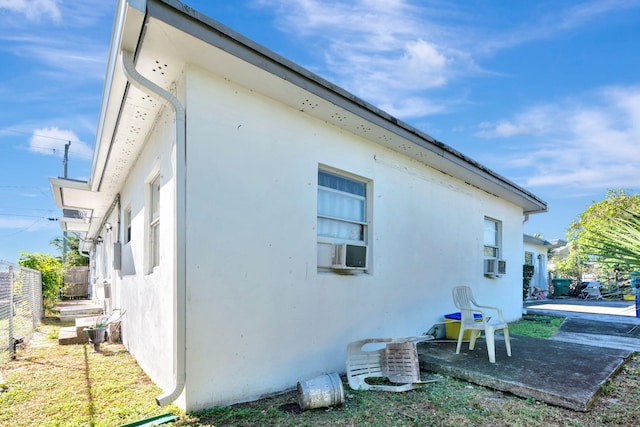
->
[561,189,640,281]
[50,235,89,267]
[18,252,63,310]
[581,207,640,270]
[551,242,583,282]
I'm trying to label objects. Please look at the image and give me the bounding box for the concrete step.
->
[59,305,103,322]
[58,326,87,345]
[58,317,105,345]
[75,316,101,337]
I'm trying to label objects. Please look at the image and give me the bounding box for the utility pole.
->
[62,141,71,263]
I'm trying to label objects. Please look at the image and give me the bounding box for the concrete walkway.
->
[525,298,640,352]
[524,297,639,319]
[417,298,640,412]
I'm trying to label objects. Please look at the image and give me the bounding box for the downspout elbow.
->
[120,49,187,407]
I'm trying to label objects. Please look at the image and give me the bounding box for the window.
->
[483,217,501,258]
[524,252,534,266]
[317,170,367,244]
[124,207,132,244]
[149,176,160,270]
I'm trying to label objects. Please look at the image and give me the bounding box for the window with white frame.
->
[483,217,501,259]
[149,176,160,270]
[317,169,367,244]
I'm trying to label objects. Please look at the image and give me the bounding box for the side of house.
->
[523,234,551,297]
[50,0,547,410]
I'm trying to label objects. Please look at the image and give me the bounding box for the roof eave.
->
[148,0,547,214]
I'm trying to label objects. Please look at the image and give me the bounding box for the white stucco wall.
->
[180,65,525,409]
[524,240,549,293]
[102,105,178,394]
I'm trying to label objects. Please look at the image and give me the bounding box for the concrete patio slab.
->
[417,335,631,412]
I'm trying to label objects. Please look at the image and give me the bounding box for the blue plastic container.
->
[630,272,640,318]
[444,312,483,321]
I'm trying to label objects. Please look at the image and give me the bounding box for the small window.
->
[524,252,534,266]
[483,217,501,258]
[317,170,367,244]
[149,176,160,270]
[124,207,132,244]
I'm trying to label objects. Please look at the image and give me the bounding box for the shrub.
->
[18,252,63,311]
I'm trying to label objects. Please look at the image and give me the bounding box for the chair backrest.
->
[586,286,601,297]
[346,338,422,392]
[452,286,478,325]
[382,342,420,383]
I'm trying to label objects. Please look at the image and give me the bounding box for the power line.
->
[0,209,58,217]
[0,213,58,220]
[0,205,57,211]
[0,185,50,189]
[0,127,85,144]
[0,218,46,238]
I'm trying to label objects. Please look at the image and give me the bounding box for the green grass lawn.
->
[4,314,640,427]
[0,318,180,427]
[508,315,564,338]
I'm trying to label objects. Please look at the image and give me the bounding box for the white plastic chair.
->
[346,337,435,392]
[452,286,511,363]
[581,283,602,300]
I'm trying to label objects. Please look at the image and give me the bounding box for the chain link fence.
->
[1,260,42,363]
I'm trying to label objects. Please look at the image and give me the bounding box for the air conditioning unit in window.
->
[332,243,368,270]
[484,259,506,277]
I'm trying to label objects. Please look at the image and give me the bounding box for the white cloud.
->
[559,0,640,29]
[0,0,61,22]
[1,34,107,81]
[378,96,447,119]
[255,0,639,120]
[476,86,640,191]
[29,127,93,159]
[477,0,640,55]
[477,106,559,138]
[0,1,112,81]
[255,0,479,117]
[477,121,531,138]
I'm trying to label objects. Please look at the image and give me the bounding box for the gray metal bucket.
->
[297,373,344,411]
[85,327,107,352]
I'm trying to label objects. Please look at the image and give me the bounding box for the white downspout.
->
[120,50,187,406]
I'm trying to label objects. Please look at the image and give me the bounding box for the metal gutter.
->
[121,49,187,407]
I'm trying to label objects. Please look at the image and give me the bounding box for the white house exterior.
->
[523,234,551,297]
[50,0,547,411]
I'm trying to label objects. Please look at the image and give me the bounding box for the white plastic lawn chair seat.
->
[346,337,435,392]
[452,286,511,363]
[581,284,602,300]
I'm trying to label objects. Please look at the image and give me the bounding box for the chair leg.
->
[503,327,511,357]
[456,328,464,354]
[485,328,496,363]
[468,329,478,351]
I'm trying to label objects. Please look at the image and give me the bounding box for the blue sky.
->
[1,0,639,263]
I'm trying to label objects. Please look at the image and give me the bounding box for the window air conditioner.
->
[484,259,506,276]
[332,243,368,270]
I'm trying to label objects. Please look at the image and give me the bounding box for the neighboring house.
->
[523,234,552,297]
[49,0,547,410]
